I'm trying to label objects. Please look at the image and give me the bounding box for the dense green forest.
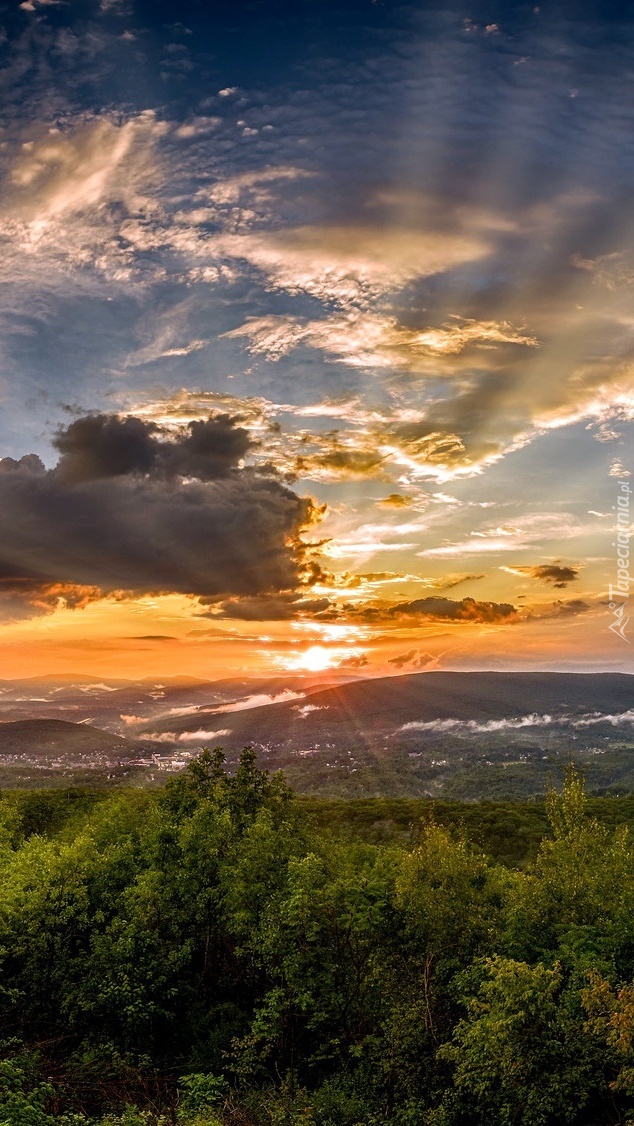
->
[5,751,634,1124]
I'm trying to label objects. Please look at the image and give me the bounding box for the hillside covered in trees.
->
[4,753,634,1125]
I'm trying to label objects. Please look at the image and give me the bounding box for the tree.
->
[434,957,605,1126]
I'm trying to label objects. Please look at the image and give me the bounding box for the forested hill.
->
[1,671,633,797]
[153,671,634,738]
[0,719,136,758]
[148,671,634,799]
[3,754,634,1125]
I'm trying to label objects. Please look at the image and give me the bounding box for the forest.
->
[3,750,634,1125]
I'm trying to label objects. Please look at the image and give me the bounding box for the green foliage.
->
[396,822,513,964]
[178,1073,227,1120]
[99,1109,168,1126]
[505,767,634,975]
[0,1056,54,1126]
[3,758,634,1123]
[435,958,604,1125]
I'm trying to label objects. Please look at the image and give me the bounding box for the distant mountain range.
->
[0,673,351,729]
[0,671,633,797]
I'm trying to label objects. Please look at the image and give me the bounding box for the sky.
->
[0,0,632,680]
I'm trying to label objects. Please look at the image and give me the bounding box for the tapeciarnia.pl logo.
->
[608,478,631,643]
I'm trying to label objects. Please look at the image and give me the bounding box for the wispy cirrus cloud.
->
[214,224,491,306]
[224,311,538,373]
[419,513,587,558]
[1,112,169,286]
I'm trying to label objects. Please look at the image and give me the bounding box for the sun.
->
[297,645,334,672]
[282,642,368,673]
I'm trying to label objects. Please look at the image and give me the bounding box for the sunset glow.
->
[292,647,338,674]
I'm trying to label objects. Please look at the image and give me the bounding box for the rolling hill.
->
[142,671,634,798]
[1,672,633,797]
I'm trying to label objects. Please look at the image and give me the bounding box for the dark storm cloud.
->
[54,413,253,483]
[0,588,89,623]
[0,414,318,612]
[0,454,45,475]
[0,561,102,622]
[54,415,158,482]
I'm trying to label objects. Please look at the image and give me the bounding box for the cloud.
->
[571,251,634,291]
[186,626,247,639]
[526,599,592,620]
[1,107,628,491]
[143,729,232,744]
[398,708,634,735]
[320,516,426,560]
[610,458,631,479]
[129,634,175,640]
[378,494,415,509]
[175,729,230,738]
[8,115,163,222]
[200,591,331,621]
[331,570,406,590]
[388,648,419,668]
[432,572,485,590]
[125,334,209,367]
[388,596,517,624]
[0,575,102,622]
[215,225,490,306]
[331,595,518,626]
[388,647,449,669]
[251,310,634,483]
[225,311,535,374]
[127,394,488,491]
[19,0,63,12]
[0,414,321,617]
[174,116,221,140]
[282,418,491,485]
[127,390,271,431]
[294,437,388,482]
[337,654,369,669]
[218,690,304,713]
[501,562,580,588]
[399,713,559,734]
[1,0,633,633]
[53,412,253,483]
[223,312,634,488]
[0,111,169,293]
[202,165,313,207]
[573,710,634,728]
[419,514,585,557]
[334,570,484,594]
